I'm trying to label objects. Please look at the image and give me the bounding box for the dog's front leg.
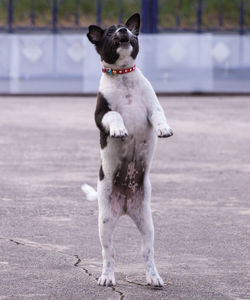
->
[102,111,128,138]
[149,104,173,138]
[95,92,128,138]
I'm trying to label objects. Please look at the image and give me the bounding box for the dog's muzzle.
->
[117,27,130,47]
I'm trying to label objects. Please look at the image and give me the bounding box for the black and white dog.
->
[82,13,173,287]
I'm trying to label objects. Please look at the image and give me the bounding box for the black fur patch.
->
[112,157,145,197]
[130,35,139,59]
[99,131,108,149]
[97,25,120,64]
[99,165,104,181]
[95,92,111,149]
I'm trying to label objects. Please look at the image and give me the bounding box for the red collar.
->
[102,65,136,75]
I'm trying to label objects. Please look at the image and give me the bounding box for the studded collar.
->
[102,65,136,75]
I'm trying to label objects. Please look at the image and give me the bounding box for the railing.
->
[157,0,250,34]
[0,0,249,34]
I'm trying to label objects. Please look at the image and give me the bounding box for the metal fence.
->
[0,0,249,33]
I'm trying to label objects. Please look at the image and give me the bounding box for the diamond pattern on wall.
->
[168,42,187,63]
[22,41,43,63]
[67,42,85,62]
[212,42,230,63]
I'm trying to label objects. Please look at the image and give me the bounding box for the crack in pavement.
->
[73,255,125,300]
[9,239,25,246]
[1,237,126,300]
[6,237,68,252]
[125,277,148,287]
[74,254,81,267]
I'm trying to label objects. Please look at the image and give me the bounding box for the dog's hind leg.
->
[128,178,164,287]
[97,181,121,286]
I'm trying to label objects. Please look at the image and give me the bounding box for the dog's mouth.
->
[119,36,129,43]
[113,32,131,48]
[117,33,130,46]
[119,37,130,48]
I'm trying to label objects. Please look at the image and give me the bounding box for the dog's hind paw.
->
[98,274,116,286]
[146,273,164,287]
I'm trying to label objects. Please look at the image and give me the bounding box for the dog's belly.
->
[113,139,146,191]
[102,125,156,213]
[110,157,144,213]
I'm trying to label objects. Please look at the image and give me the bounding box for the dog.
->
[82,13,173,287]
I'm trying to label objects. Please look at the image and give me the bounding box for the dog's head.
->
[87,13,140,68]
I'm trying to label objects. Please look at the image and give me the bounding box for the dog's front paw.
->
[98,273,116,286]
[146,273,164,287]
[110,126,128,138]
[156,125,173,138]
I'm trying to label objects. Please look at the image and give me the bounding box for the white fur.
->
[102,111,128,137]
[81,184,97,201]
[83,39,173,287]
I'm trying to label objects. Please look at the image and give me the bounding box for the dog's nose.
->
[118,27,127,34]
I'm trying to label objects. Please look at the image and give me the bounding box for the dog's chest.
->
[100,71,149,133]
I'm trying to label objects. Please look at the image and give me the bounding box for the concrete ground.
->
[0,96,249,300]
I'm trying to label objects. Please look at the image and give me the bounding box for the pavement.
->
[0,96,250,300]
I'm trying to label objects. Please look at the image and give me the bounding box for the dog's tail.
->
[81,184,98,201]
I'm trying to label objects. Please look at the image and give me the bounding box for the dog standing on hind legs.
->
[82,13,173,287]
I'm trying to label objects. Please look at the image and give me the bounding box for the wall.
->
[0,33,250,94]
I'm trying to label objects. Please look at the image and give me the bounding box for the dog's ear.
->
[87,25,104,44]
[125,13,140,35]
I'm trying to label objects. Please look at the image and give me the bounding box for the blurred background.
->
[0,0,250,94]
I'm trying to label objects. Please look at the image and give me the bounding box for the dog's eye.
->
[106,31,113,37]
[106,29,115,37]
[106,26,117,37]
